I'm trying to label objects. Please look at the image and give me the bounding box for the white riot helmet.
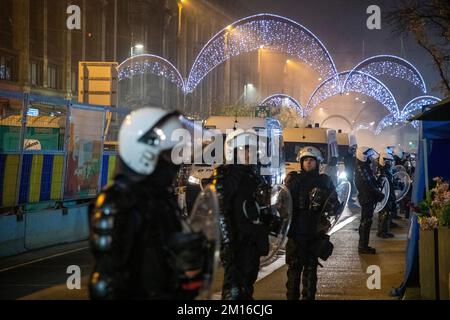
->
[356,146,380,162]
[224,129,260,164]
[379,150,394,167]
[296,146,324,164]
[118,108,187,175]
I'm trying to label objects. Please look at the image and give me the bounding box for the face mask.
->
[146,151,180,188]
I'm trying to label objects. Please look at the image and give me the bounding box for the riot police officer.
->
[355,147,385,254]
[391,146,405,167]
[89,108,209,300]
[377,150,395,238]
[284,146,339,300]
[344,144,357,203]
[211,130,271,300]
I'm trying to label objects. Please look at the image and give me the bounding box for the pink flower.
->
[419,216,439,231]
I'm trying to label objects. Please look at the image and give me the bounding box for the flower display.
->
[413,177,450,230]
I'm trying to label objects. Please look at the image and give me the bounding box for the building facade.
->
[0,0,255,119]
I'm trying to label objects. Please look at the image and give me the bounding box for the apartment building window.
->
[0,54,15,81]
[48,63,61,89]
[71,69,78,94]
[29,60,43,86]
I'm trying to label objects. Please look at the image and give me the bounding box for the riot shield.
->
[260,184,293,267]
[393,171,412,203]
[374,176,391,213]
[320,181,351,235]
[394,165,406,173]
[188,184,220,299]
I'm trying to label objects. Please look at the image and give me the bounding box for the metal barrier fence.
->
[0,89,130,210]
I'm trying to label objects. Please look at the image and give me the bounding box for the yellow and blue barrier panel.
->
[100,154,117,189]
[16,154,64,204]
[1,153,116,208]
[0,154,20,207]
[0,153,63,206]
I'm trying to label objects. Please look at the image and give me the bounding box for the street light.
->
[130,43,144,56]
[178,0,185,37]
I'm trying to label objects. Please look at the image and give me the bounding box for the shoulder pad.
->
[318,174,334,188]
[285,171,301,186]
[286,171,300,180]
[90,184,134,252]
[93,184,133,215]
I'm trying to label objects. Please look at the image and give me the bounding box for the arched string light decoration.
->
[117,54,185,91]
[185,13,338,93]
[116,14,439,135]
[375,95,441,133]
[343,55,427,94]
[260,94,305,117]
[306,71,400,117]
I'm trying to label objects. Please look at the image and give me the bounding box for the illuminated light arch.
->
[400,95,441,121]
[374,114,399,135]
[306,71,400,117]
[260,94,305,117]
[320,115,353,131]
[117,54,185,91]
[374,113,423,135]
[343,55,427,94]
[185,13,338,93]
[375,95,441,135]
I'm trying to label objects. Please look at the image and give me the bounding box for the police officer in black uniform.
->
[211,130,271,300]
[377,150,395,238]
[344,144,357,203]
[89,108,208,300]
[355,147,385,254]
[285,146,339,300]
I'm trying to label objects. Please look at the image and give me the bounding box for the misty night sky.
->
[241,0,442,96]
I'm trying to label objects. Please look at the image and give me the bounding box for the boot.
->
[377,211,394,238]
[286,265,301,300]
[301,260,318,300]
[358,220,376,254]
[286,243,301,300]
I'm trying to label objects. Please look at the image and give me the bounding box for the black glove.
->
[375,191,385,202]
[243,200,262,223]
[260,212,283,236]
[166,232,207,292]
[254,184,271,206]
[310,234,334,261]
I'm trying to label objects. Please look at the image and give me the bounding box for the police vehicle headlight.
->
[188,176,201,185]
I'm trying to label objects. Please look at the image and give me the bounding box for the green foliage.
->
[215,105,254,117]
[440,202,450,226]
